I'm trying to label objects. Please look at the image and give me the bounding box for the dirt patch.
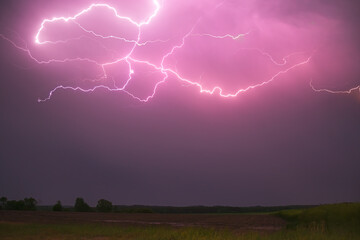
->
[0,211,286,232]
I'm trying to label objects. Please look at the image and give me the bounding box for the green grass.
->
[1,203,359,240]
[276,202,360,230]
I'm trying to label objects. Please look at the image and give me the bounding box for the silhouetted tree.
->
[24,197,37,210]
[0,197,7,210]
[16,200,25,210]
[96,199,113,212]
[53,201,63,212]
[74,197,91,212]
[6,200,25,210]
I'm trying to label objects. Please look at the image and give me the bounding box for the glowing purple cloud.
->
[1,0,359,102]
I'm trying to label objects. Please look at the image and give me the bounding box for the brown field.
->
[0,211,286,232]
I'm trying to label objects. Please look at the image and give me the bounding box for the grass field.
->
[0,203,359,240]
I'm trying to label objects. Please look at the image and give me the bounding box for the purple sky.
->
[0,0,359,206]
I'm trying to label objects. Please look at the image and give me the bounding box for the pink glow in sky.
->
[1,0,359,103]
[1,0,360,206]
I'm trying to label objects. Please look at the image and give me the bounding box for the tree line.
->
[54,198,153,213]
[0,197,114,212]
[1,196,314,213]
[0,197,37,211]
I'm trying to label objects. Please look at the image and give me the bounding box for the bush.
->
[74,198,91,212]
[5,200,17,210]
[6,200,25,210]
[53,201,63,212]
[96,199,113,212]
[131,208,154,213]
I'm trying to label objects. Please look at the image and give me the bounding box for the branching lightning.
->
[1,0,354,103]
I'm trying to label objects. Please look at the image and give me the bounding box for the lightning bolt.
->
[310,80,360,94]
[2,0,345,103]
[191,32,250,40]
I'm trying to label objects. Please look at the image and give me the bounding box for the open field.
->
[0,203,359,240]
[0,211,286,231]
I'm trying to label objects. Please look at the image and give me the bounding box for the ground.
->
[0,211,285,232]
[1,204,359,240]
